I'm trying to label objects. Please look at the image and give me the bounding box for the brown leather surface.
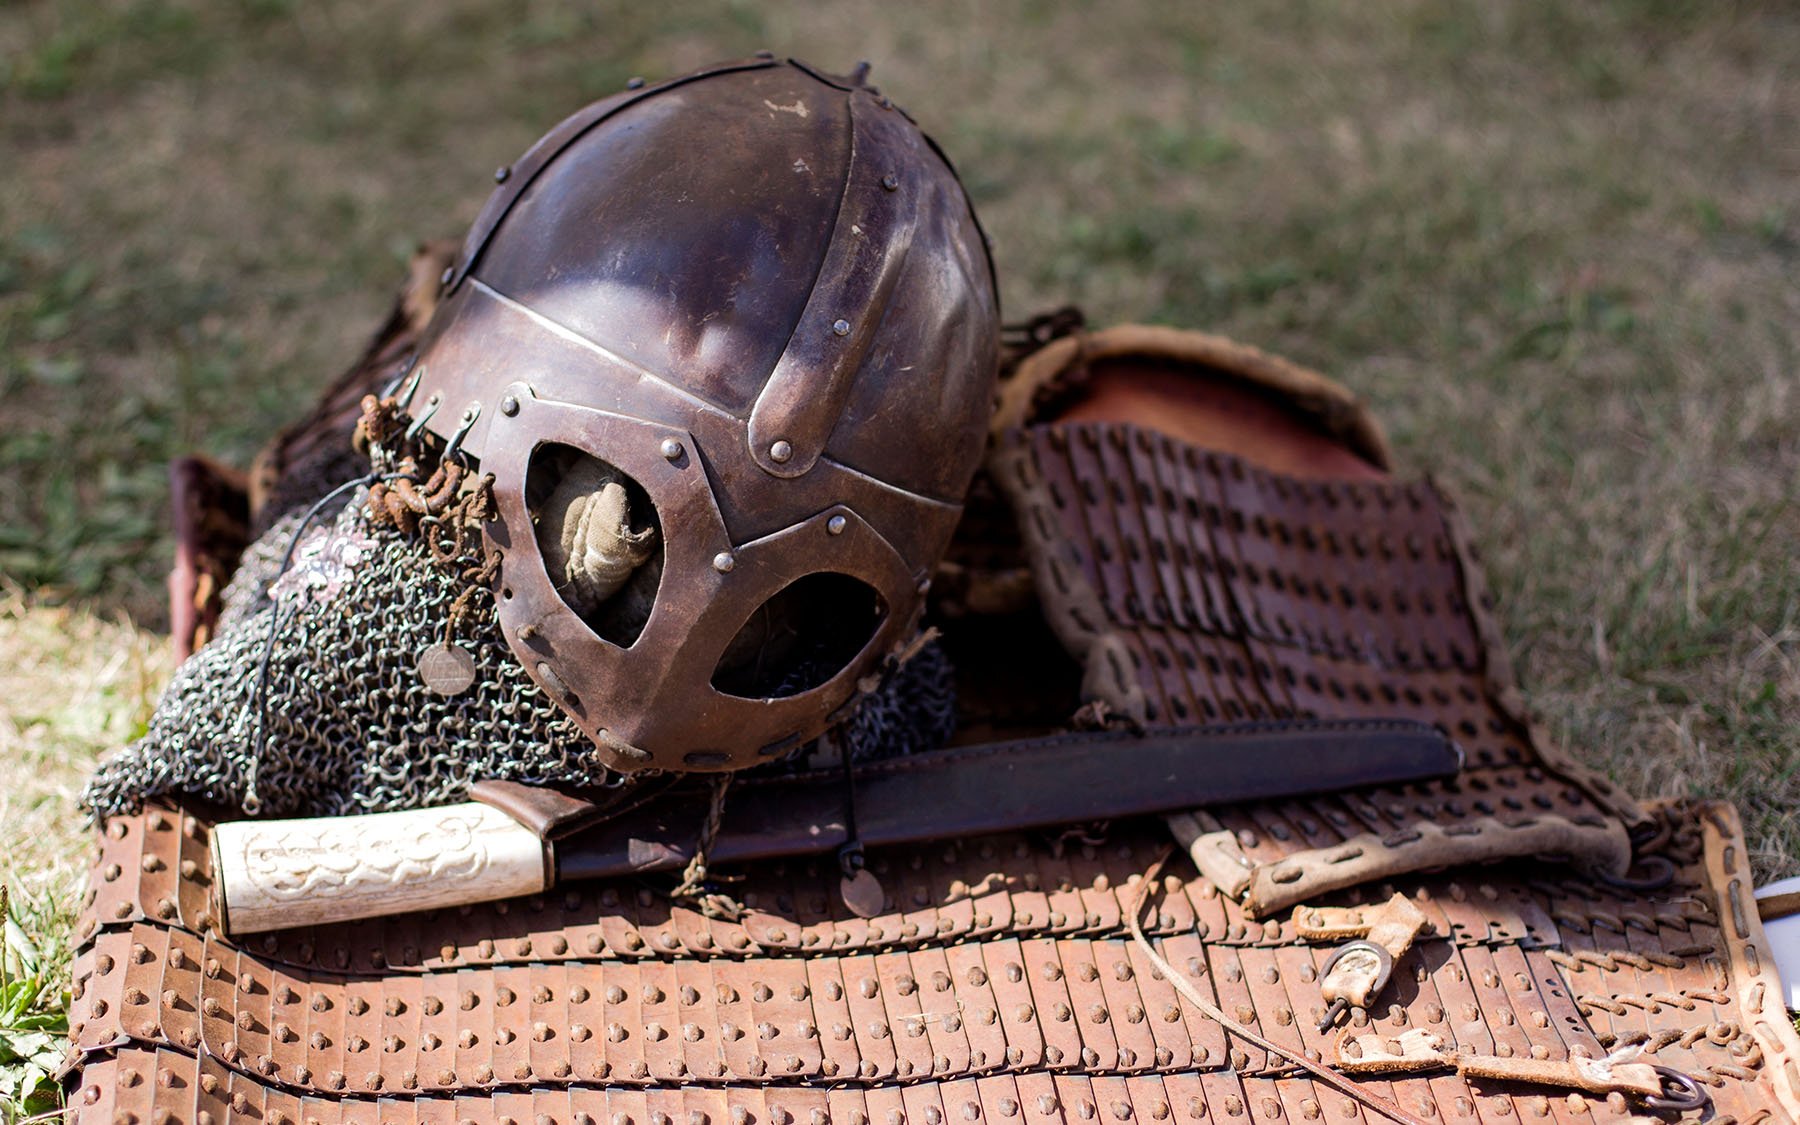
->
[1057,364,1386,484]
[167,456,251,662]
[64,800,1800,1122]
[994,324,1394,474]
[989,419,1641,916]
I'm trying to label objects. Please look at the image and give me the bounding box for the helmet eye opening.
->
[711,572,887,700]
[527,443,664,647]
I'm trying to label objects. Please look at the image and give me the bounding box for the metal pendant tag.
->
[839,867,886,919]
[418,642,477,696]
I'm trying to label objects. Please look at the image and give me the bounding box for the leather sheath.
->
[474,721,1463,882]
[64,798,1800,1123]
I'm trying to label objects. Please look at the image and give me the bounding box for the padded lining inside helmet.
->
[527,444,664,646]
[712,573,887,700]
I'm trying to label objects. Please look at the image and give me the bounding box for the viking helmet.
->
[402,57,1000,774]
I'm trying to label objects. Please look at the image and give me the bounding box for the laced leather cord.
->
[668,774,744,920]
[1128,848,1435,1125]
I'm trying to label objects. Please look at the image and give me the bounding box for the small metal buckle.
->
[1317,939,1395,1032]
[1643,1065,1708,1112]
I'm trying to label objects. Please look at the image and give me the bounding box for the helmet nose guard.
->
[404,57,1000,773]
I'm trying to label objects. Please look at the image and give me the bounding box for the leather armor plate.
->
[63,799,1800,1122]
[988,421,1643,917]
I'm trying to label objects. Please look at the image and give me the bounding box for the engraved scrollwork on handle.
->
[213,802,548,935]
[238,807,507,899]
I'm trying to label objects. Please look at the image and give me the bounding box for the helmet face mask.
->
[477,382,924,772]
[404,58,999,774]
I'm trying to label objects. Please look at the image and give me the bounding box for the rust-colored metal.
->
[402,58,1000,774]
[64,799,1800,1122]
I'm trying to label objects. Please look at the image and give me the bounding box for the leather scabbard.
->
[469,718,1461,883]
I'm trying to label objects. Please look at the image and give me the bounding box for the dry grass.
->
[0,588,165,1118]
[0,587,165,960]
[1,0,1799,1111]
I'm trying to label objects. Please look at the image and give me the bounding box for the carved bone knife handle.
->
[210,802,551,936]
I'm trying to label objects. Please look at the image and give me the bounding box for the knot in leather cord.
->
[668,774,744,921]
[538,459,658,617]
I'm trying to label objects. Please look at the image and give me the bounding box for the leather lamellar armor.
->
[405,57,1000,775]
[68,315,1800,1123]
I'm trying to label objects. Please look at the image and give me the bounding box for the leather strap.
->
[501,719,1461,882]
